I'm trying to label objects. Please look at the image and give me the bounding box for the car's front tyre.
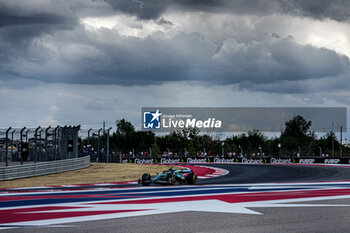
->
[186,173,197,185]
[141,173,151,186]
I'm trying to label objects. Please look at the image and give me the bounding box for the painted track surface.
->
[2,163,350,233]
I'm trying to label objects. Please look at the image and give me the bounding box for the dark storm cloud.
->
[0,1,79,29]
[0,1,80,71]
[4,28,347,91]
[105,0,274,20]
[0,9,75,28]
[0,0,349,93]
[104,0,166,20]
[280,0,350,22]
[0,2,73,53]
[214,36,349,84]
[105,0,350,21]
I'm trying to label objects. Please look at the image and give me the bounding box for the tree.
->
[116,119,135,136]
[134,131,155,150]
[282,115,312,139]
[315,131,340,156]
[247,129,267,155]
[247,130,266,145]
[111,119,156,152]
[280,115,313,156]
[151,143,161,158]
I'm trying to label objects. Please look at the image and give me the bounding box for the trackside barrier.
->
[120,157,350,165]
[0,156,90,181]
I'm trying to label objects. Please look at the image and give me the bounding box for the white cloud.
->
[40,115,60,126]
[81,14,179,39]
[167,12,350,58]
[49,105,60,112]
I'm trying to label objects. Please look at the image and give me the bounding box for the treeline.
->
[84,116,350,157]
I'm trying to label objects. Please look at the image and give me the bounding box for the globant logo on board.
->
[143,108,222,131]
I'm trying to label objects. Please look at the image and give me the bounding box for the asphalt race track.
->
[198,163,350,185]
[2,163,350,233]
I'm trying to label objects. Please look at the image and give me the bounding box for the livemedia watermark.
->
[141,107,346,132]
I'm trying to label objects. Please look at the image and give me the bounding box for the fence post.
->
[57,127,62,160]
[38,129,43,161]
[53,126,60,160]
[98,128,102,162]
[11,129,15,161]
[45,126,51,161]
[74,125,80,158]
[88,128,92,146]
[106,127,112,163]
[34,126,41,163]
[20,127,26,165]
[25,129,30,160]
[5,127,12,167]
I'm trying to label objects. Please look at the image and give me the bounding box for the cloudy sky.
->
[0,0,349,138]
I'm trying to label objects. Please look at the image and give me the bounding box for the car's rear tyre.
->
[141,173,151,186]
[186,173,197,185]
[170,175,176,185]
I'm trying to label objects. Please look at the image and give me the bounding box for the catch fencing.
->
[0,125,89,180]
[0,125,80,166]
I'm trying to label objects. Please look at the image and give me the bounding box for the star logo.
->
[143,109,162,129]
[150,109,161,122]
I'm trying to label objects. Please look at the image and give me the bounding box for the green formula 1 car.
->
[138,168,197,186]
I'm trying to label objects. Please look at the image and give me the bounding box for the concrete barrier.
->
[0,156,90,181]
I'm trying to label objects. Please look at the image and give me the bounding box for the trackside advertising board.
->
[121,157,350,164]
